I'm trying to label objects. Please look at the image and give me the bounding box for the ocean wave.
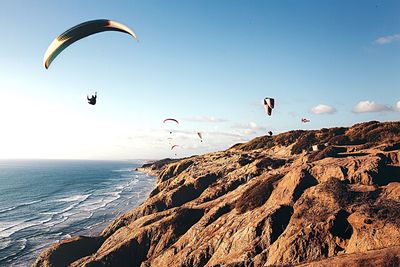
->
[112,168,133,172]
[0,239,12,251]
[0,238,28,266]
[44,194,92,216]
[79,192,121,212]
[74,179,138,213]
[43,215,69,228]
[0,206,17,214]
[0,220,40,238]
[63,234,71,239]
[0,199,43,215]
[18,238,27,252]
[0,238,28,264]
[56,194,91,203]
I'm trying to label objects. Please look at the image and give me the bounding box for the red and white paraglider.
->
[263,97,275,116]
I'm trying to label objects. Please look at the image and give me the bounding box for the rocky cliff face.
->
[34,121,400,266]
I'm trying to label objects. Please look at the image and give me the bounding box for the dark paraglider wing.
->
[163,118,179,124]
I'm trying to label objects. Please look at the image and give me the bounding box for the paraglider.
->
[163,118,179,124]
[43,19,138,69]
[163,118,179,134]
[263,97,275,116]
[87,92,97,105]
[171,145,180,150]
[301,118,310,123]
[197,132,203,142]
[171,144,180,157]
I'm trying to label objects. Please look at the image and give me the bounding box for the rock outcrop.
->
[34,121,400,266]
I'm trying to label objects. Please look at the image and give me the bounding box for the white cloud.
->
[184,116,228,123]
[231,122,267,135]
[352,100,392,113]
[395,101,400,112]
[311,104,337,114]
[374,34,400,45]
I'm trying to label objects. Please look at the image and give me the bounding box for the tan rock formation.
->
[34,121,400,267]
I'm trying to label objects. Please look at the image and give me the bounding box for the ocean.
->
[0,159,155,266]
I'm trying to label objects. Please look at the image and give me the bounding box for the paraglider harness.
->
[87,92,97,105]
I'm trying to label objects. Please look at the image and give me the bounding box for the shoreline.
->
[0,164,157,267]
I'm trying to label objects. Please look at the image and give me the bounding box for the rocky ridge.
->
[34,121,400,266]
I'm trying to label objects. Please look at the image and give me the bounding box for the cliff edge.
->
[34,121,400,266]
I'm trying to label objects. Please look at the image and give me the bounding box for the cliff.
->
[34,121,400,266]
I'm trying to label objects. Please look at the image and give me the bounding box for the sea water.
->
[0,159,155,266]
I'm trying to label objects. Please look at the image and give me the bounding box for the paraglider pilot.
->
[87,92,97,105]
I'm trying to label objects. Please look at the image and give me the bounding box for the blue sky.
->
[0,0,399,159]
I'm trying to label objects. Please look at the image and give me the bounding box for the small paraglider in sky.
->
[163,118,179,124]
[43,19,138,69]
[197,132,203,142]
[171,144,180,150]
[87,92,97,105]
[263,97,275,116]
[301,118,310,123]
[171,144,180,157]
[163,118,179,134]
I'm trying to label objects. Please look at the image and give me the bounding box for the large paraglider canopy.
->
[263,97,275,116]
[43,19,138,69]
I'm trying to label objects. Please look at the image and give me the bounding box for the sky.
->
[0,0,399,160]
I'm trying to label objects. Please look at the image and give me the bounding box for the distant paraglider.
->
[263,97,275,116]
[301,118,310,123]
[163,118,179,124]
[171,144,180,156]
[43,19,138,69]
[163,118,179,134]
[87,92,97,105]
[197,132,203,142]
